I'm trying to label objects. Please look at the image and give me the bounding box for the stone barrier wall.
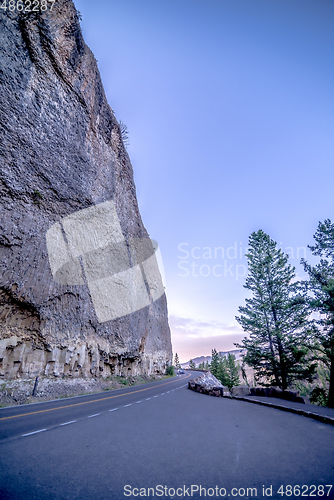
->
[250,386,305,403]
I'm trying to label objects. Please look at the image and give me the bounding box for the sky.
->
[75,0,334,362]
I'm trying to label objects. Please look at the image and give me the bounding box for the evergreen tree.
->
[216,355,227,386]
[189,359,196,369]
[302,219,334,408]
[210,350,240,390]
[210,349,220,378]
[224,353,240,390]
[235,230,315,390]
[174,353,181,369]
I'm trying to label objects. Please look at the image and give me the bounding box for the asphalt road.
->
[0,372,333,500]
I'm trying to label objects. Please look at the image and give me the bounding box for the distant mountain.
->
[181,349,245,368]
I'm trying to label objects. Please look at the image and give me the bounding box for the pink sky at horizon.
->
[169,315,245,363]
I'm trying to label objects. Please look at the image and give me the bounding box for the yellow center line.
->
[0,373,191,421]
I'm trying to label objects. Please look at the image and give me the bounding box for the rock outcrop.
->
[0,1,172,379]
[188,372,231,397]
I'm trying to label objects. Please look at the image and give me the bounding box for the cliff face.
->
[0,1,172,379]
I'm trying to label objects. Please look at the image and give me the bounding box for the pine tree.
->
[224,353,240,390]
[209,350,240,389]
[189,359,196,369]
[235,230,315,390]
[174,353,180,369]
[210,349,220,378]
[302,219,334,408]
[216,355,227,386]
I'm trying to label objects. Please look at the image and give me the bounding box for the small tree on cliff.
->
[235,230,316,390]
[119,121,129,148]
[302,219,334,408]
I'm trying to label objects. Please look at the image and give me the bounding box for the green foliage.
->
[33,189,43,205]
[292,379,313,398]
[317,361,330,390]
[310,387,328,407]
[34,189,43,198]
[210,349,220,378]
[166,365,175,376]
[302,219,334,408]
[225,353,240,390]
[174,353,181,369]
[119,378,129,386]
[235,230,316,390]
[189,359,196,369]
[210,349,240,390]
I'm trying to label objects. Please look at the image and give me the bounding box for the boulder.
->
[188,372,231,397]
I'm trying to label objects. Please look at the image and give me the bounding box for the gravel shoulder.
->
[0,374,170,407]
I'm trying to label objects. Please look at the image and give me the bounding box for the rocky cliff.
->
[0,0,172,379]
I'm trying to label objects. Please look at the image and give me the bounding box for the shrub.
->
[310,387,328,407]
[166,365,175,376]
[119,121,129,148]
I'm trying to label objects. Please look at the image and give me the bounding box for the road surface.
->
[0,372,333,499]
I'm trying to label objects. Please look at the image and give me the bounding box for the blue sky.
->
[75,0,334,362]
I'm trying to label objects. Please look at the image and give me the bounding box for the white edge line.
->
[60,420,76,426]
[88,414,100,418]
[22,429,46,437]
